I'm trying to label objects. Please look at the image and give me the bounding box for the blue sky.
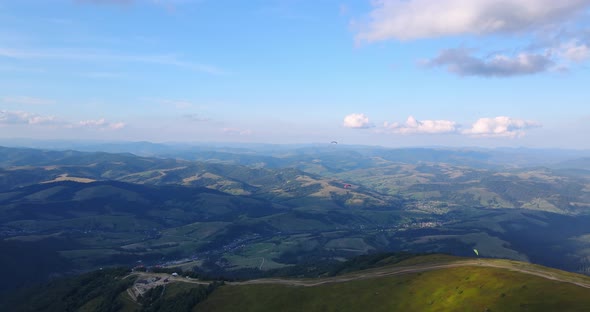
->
[1,0,589,148]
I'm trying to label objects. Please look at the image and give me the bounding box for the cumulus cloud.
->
[0,110,58,125]
[425,48,554,77]
[463,116,541,138]
[343,113,374,129]
[356,0,590,42]
[1,96,55,105]
[384,116,458,134]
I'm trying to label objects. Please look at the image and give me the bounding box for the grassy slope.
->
[197,257,590,312]
[6,255,590,311]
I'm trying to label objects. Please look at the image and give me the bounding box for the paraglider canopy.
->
[473,249,479,256]
[343,183,352,189]
[330,141,338,144]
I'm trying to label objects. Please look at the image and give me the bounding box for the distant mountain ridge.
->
[3,142,590,168]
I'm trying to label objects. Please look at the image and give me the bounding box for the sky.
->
[1,0,589,148]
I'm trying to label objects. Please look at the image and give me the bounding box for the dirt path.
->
[125,260,590,296]
[258,257,265,270]
[228,261,590,289]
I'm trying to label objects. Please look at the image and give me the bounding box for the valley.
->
[1,144,590,296]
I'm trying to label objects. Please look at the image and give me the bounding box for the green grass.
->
[223,254,289,271]
[161,221,229,239]
[457,232,529,261]
[22,185,69,201]
[117,290,141,312]
[458,187,514,208]
[197,265,590,312]
[72,185,147,202]
[78,296,103,312]
[521,198,561,213]
[162,282,205,299]
[325,237,374,253]
[388,254,460,267]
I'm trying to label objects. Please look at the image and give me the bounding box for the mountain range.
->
[1,143,590,296]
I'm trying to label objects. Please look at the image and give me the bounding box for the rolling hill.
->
[5,254,590,312]
[2,145,590,294]
[199,259,590,312]
[2,146,589,215]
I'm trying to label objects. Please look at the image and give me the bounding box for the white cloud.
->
[384,116,458,134]
[155,99,194,109]
[356,0,590,42]
[1,96,55,105]
[355,0,590,76]
[463,116,541,138]
[75,118,126,130]
[371,115,540,137]
[0,109,126,131]
[77,118,107,127]
[425,48,554,77]
[0,110,58,125]
[222,128,252,136]
[109,122,126,130]
[559,40,590,62]
[183,114,210,122]
[0,47,225,75]
[343,113,374,129]
[28,115,58,125]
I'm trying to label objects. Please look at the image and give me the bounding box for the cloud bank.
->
[384,116,458,134]
[356,0,590,42]
[347,113,541,138]
[0,110,57,125]
[0,110,125,130]
[1,96,55,105]
[355,0,590,76]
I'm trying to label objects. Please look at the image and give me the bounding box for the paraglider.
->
[473,249,479,256]
[330,141,338,144]
[343,183,352,189]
